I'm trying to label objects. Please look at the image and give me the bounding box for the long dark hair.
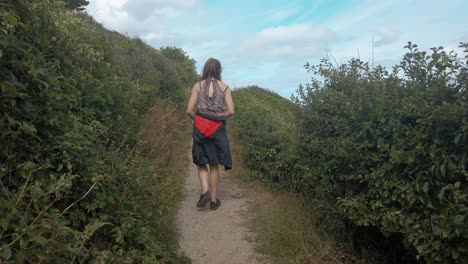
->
[201,58,222,80]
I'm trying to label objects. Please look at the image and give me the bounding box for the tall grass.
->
[140,101,190,244]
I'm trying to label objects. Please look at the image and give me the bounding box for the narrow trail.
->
[177,146,269,264]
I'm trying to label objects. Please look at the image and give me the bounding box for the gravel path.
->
[177,149,267,264]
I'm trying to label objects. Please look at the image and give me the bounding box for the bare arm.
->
[223,87,234,118]
[186,83,199,119]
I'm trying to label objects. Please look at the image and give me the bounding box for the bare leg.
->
[209,164,220,202]
[197,165,209,193]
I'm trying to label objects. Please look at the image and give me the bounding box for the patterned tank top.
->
[197,79,227,119]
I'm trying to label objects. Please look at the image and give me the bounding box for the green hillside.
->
[232,86,304,189]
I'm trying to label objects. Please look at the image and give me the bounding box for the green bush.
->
[294,42,468,263]
[0,1,195,262]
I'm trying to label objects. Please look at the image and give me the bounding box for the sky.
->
[86,0,468,98]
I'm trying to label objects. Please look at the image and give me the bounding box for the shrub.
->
[294,42,468,263]
[0,1,195,262]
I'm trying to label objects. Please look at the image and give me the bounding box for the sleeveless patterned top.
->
[197,79,227,119]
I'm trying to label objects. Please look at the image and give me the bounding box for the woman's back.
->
[197,79,228,119]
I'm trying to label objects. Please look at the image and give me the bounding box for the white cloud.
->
[87,0,198,35]
[241,24,335,58]
[268,7,299,22]
[142,31,182,47]
[257,24,333,43]
[123,0,197,21]
[87,0,131,32]
[375,27,400,47]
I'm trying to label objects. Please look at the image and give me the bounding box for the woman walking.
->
[186,58,234,210]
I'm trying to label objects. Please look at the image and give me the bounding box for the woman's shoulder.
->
[217,80,229,92]
[192,81,202,91]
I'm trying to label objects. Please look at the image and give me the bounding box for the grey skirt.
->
[192,122,232,170]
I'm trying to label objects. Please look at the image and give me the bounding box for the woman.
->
[186,58,234,210]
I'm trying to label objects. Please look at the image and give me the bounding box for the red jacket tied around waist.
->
[194,115,223,138]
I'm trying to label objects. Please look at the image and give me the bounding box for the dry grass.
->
[136,100,191,251]
[140,100,189,167]
[138,99,191,205]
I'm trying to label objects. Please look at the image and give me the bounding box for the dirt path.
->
[177,148,268,264]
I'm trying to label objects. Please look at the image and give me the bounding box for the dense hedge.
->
[293,43,468,263]
[233,44,467,263]
[0,1,196,262]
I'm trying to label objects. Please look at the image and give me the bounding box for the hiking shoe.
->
[210,199,221,210]
[196,191,210,208]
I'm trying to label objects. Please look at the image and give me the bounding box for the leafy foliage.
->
[233,43,467,263]
[0,1,195,262]
[293,42,468,263]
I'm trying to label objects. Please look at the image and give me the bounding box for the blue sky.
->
[86,0,468,98]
